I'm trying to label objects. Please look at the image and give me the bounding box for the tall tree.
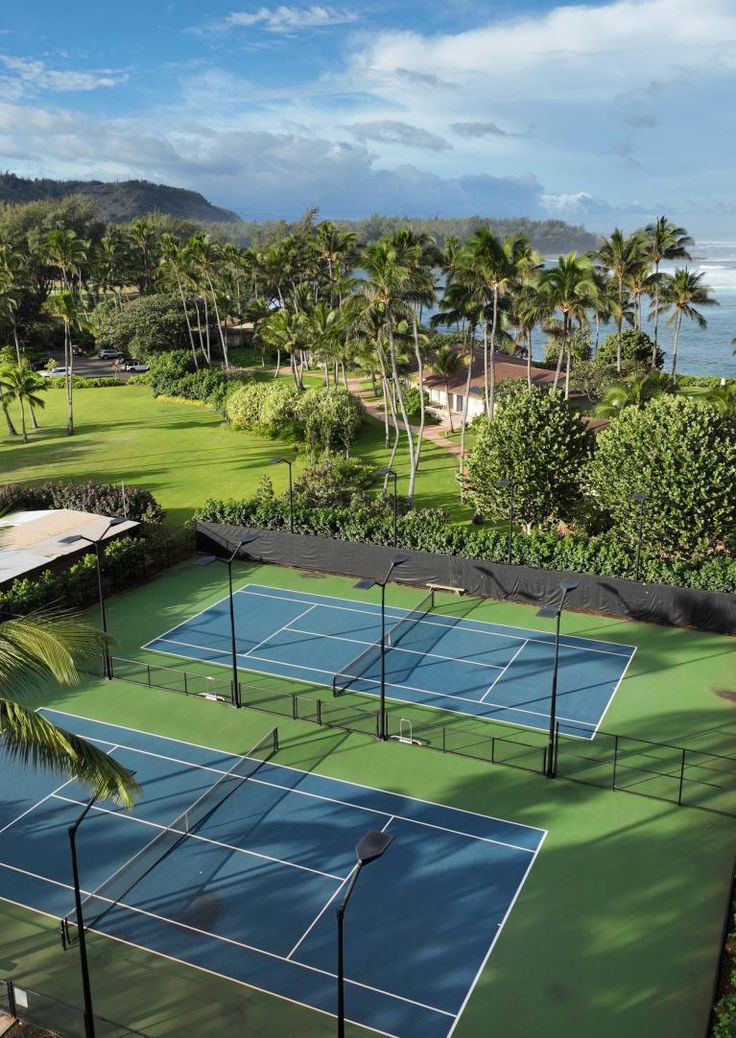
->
[43,290,86,435]
[539,253,597,396]
[430,345,462,433]
[596,229,645,372]
[642,217,693,367]
[658,268,718,377]
[0,362,47,442]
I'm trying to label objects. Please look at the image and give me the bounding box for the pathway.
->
[346,377,462,458]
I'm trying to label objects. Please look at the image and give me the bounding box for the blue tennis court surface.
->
[0,710,545,1038]
[145,583,636,739]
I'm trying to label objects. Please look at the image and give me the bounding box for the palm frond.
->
[0,612,108,693]
[0,698,139,806]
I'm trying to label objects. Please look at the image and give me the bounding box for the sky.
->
[1,0,735,234]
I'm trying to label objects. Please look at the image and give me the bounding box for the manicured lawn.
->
[3,560,734,1038]
[0,385,472,526]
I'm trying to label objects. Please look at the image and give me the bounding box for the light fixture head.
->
[536,603,559,620]
[559,577,579,593]
[390,552,409,567]
[376,466,393,477]
[355,829,394,866]
[633,491,647,504]
[354,578,377,591]
[239,533,259,546]
[195,554,218,567]
[495,479,511,490]
[59,535,84,546]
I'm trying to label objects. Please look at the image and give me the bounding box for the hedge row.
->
[194,497,736,593]
[0,480,164,524]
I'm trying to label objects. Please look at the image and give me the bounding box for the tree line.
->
[0,196,721,506]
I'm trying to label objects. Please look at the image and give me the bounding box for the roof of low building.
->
[423,346,563,393]
[0,509,139,587]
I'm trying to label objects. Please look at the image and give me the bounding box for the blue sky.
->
[1,0,735,234]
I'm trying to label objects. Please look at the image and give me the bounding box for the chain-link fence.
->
[1,979,148,1038]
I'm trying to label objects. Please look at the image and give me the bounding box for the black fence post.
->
[441,726,446,753]
[146,664,151,687]
[490,737,496,764]
[316,699,323,726]
[678,747,687,805]
[6,978,16,1017]
[612,735,620,790]
[554,722,561,774]
[292,695,298,721]
[183,671,188,696]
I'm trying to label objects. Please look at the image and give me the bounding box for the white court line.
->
[591,645,638,737]
[243,604,317,660]
[51,793,346,883]
[287,625,505,672]
[0,743,120,837]
[480,641,529,703]
[143,641,597,740]
[0,891,402,1038]
[237,585,637,658]
[446,829,549,1037]
[0,859,454,1020]
[287,816,395,961]
[40,707,548,836]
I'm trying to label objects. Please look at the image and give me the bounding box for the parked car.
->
[39,366,69,377]
[98,349,124,360]
[71,344,84,356]
[30,356,56,371]
[121,361,149,373]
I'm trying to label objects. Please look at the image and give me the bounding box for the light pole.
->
[354,553,409,740]
[496,479,515,566]
[633,491,647,582]
[376,467,398,548]
[537,577,579,778]
[69,794,98,1038]
[197,534,259,708]
[337,829,394,1038]
[60,517,127,680]
[271,456,294,534]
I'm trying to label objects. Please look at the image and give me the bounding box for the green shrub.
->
[296,386,365,456]
[0,480,164,524]
[93,293,192,359]
[586,396,736,558]
[293,456,376,508]
[595,328,664,370]
[465,388,593,527]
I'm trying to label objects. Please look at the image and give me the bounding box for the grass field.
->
[2,559,734,1038]
[0,385,471,527]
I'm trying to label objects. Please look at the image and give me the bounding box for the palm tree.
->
[597,229,646,372]
[658,268,718,377]
[0,363,47,442]
[430,345,463,433]
[539,253,597,395]
[513,279,552,388]
[466,230,524,416]
[44,229,88,291]
[0,612,139,806]
[594,371,674,417]
[643,217,693,366]
[0,362,18,437]
[43,290,86,435]
[259,308,306,387]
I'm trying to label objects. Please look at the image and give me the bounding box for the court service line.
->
[286,625,505,671]
[242,604,317,661]
[236,585,636,658]
[51,792,347,882]
[0,860,455,1020]
[591,646,638,737]
[41,707,548,835]
[480,641,529,702]
[287,816,395,961]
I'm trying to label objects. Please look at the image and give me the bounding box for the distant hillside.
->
[0,173,240,224]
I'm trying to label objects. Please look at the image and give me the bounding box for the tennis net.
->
[332,589,435,696]
[61,726,278,948]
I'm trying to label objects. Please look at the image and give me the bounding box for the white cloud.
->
[223,6,358,32]
[0,54,127,93]
[348,120,451,151]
